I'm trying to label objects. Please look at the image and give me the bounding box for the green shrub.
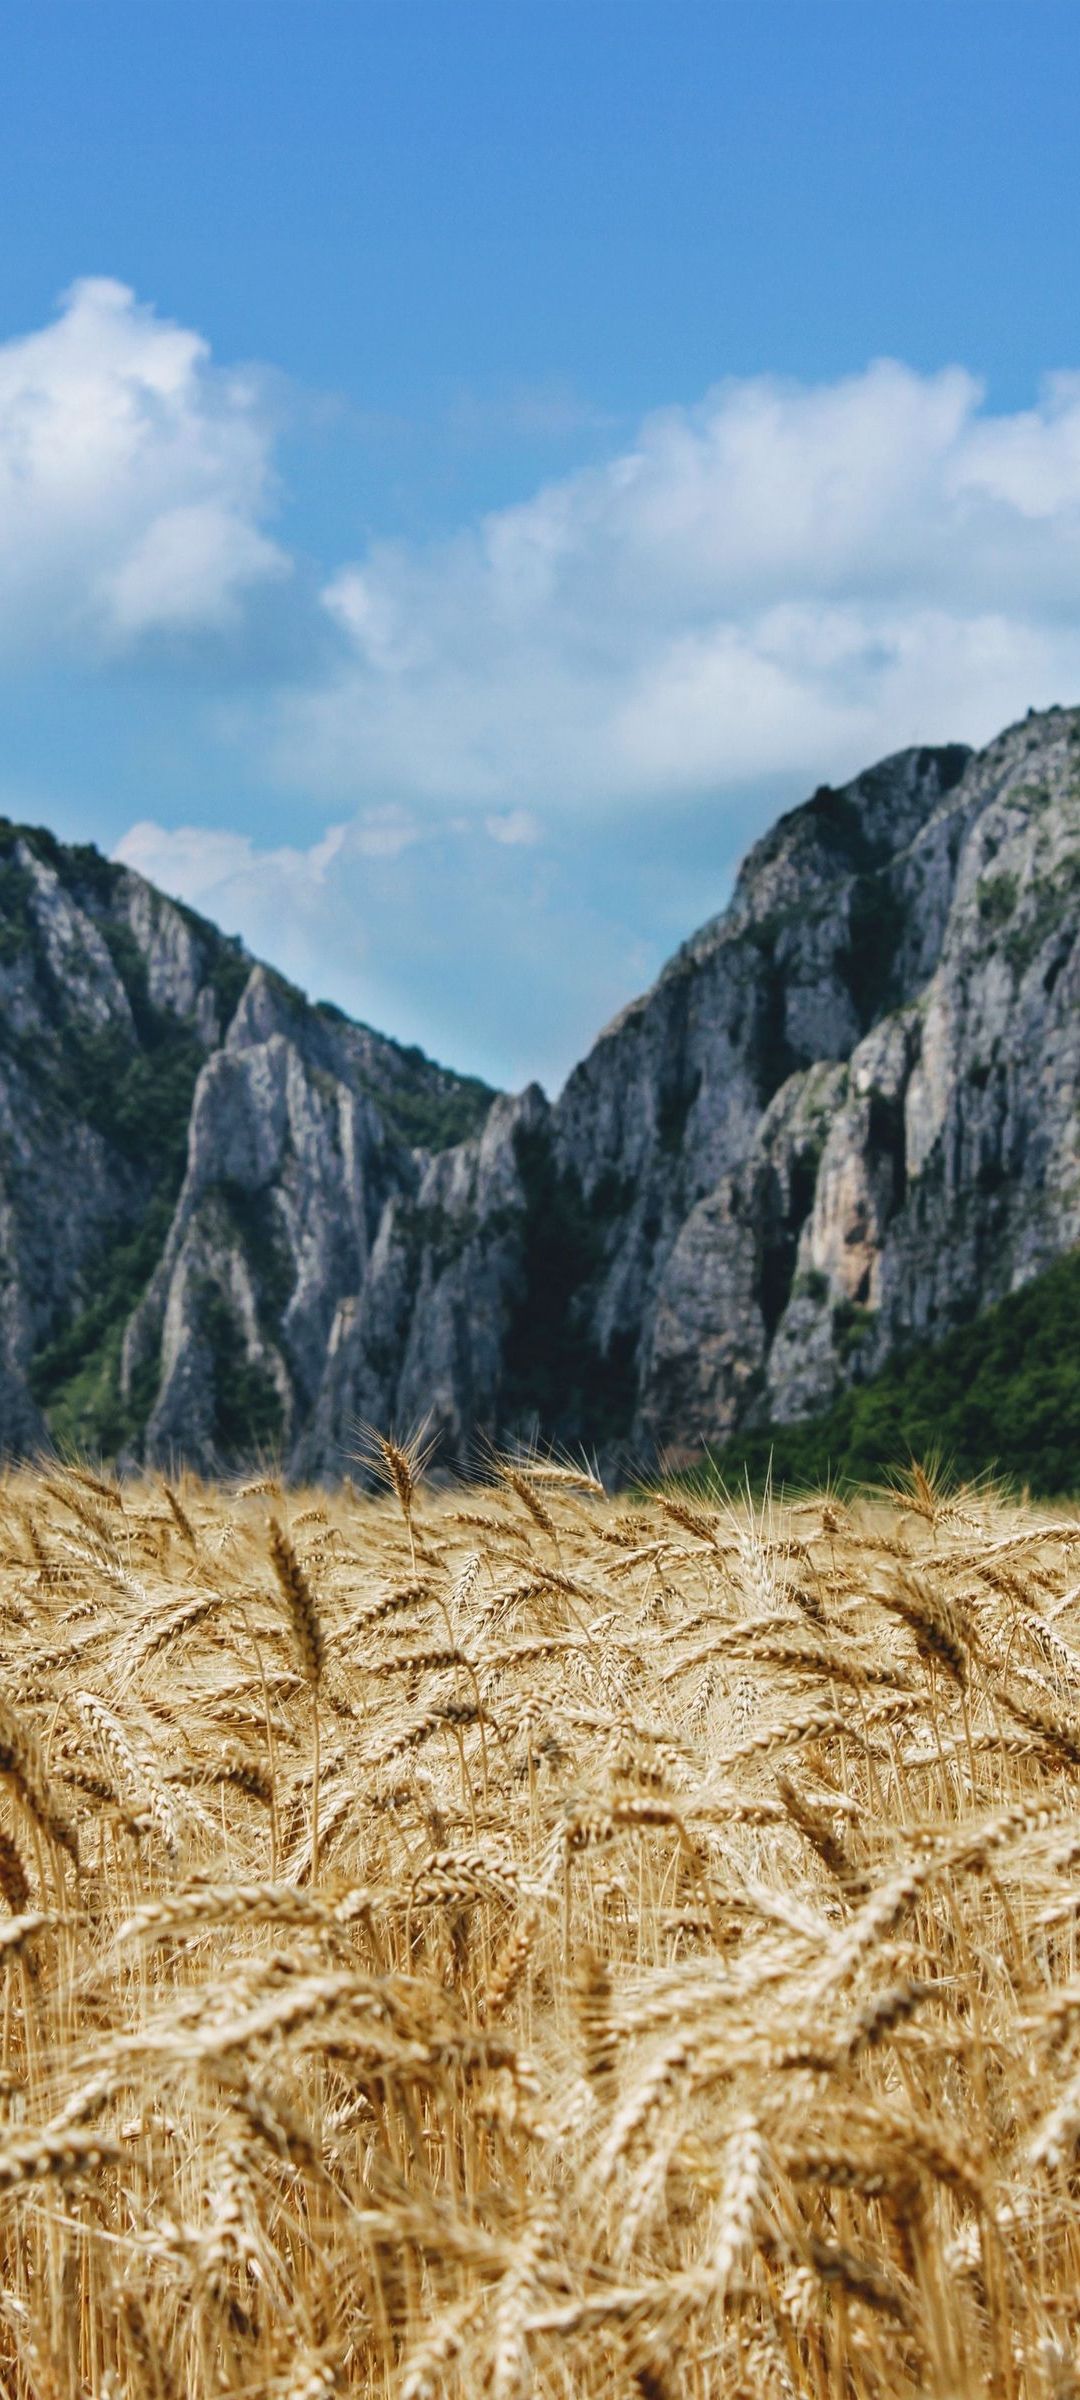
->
[358,1042,496,1153]
[29,1191,179,1456]
[26,992,207,1459]
[684,1250,1080,1500]
[978,871,1019,931]
[833,1298,874,1358]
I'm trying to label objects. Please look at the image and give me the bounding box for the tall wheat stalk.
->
[268,1516,325,1880]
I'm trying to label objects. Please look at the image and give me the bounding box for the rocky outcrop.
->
[303,709,1078,1478]
[632,711,1080,1463]
[0,821,492,1467]
[0,829,237,1461]
[122,1012,405,1466]
[0,704,1076,1478]
[294,1084,549,1476]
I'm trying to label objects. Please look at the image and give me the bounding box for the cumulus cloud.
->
[9,296,1080,807]
[53,319,1080,1084]
[269,359,1080,814]
[115,817,351,963]
[0,278,286,652]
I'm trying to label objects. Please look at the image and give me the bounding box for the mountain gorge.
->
[1,700,1077,1481]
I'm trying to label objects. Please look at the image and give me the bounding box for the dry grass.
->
[0,1456,1077,2394]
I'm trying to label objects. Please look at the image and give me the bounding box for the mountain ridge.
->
[0,701,1076,1479]
[0,818,493,1462]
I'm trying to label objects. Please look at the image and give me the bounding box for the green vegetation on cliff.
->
[692,1250,1080,1499]
[28,1200,172,1459]
[368,1045,495,1153]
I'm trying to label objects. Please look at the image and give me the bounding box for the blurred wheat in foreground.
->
[1,1460,1080,2395]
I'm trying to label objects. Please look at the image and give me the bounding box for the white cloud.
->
[114,815,369,1028]
[266,358,1080,815]
[49,316,1080,1086]
[0,278,286,651]
[353,807,419,859]
[485,808,540,846]
[10,296,1080,816]
[115,816,350,933]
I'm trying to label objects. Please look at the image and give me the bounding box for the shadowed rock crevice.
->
[501,1123,638,1450]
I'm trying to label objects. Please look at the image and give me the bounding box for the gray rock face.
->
[0,830,238,1461]
[301,710,1078,1479]
[631,712,1079,1463]
[123,997,415,1467]
[0,705,1077,1478]
[0,820,490,1468]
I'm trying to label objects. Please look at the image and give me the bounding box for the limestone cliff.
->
[304,707,1078,1477]
[0,702,1076,1478]
[0,820,491,1466]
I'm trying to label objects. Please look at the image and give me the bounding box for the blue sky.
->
[2,1,1079,1089]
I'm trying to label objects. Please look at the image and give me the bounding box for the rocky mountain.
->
[0,700,1077,1479]
[0,822,492,1467]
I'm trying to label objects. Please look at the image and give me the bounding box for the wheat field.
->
[0,1452,1077,2396]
